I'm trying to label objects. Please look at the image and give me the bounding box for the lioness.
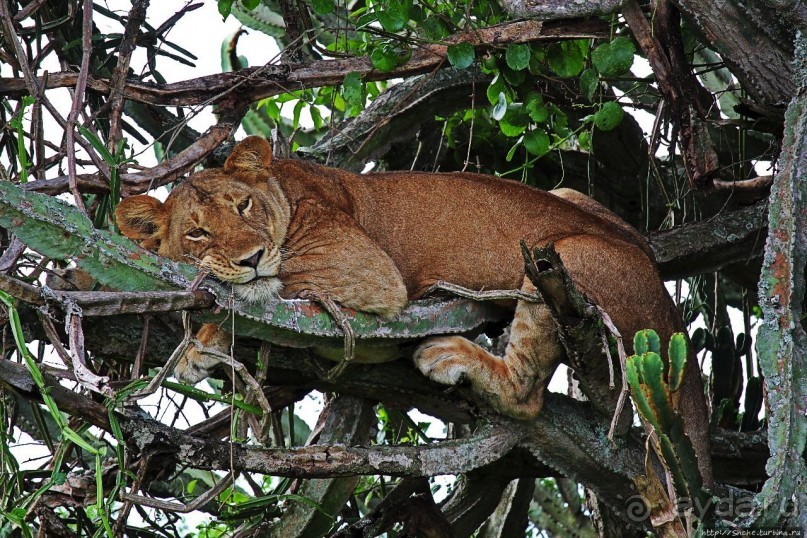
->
[116,136,712,483]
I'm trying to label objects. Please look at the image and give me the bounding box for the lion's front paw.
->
[174,344,222,384]
[413,336,479,385]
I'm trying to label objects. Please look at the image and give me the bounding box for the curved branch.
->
[310,68,491,170]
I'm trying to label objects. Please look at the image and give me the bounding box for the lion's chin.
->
[232,277,283,304]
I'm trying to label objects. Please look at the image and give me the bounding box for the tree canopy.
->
[0,0,805,536]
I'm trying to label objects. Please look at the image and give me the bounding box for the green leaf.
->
[231,2,286,39]
[241,0,260,9]
[500,105,528,137]
[502,66,525,86]
[292,100,305,129]
[487,75,506,105]
[447,43,475,69]
[78,126,115,167]
[505,43,530,71]
[371,45,398,72]
[162,381,264,415]
[218,0,234,19]
[591,36,635,77]
[579,68,599,102]
[52,471,67,485]
[409,4,425,23]
[593,101,624,131]
[377,1,408,32]
[342,72,363,106]
[491,92,508,121]
[264,99,281,122]
[500,120,526,137]
[549,104,569,136]
[311,0,334,16]
[668,332,687,392]
[420,16,447,40]
[547,41,584,77]
[577,129,591,150]
[62,427,98,455]
[523,129,550,156]
[310,105,323,130]
[7,507,27,525]
[525,93,548,123]
[505,140,520,162]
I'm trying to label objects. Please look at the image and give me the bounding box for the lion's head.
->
[116,137,291,302]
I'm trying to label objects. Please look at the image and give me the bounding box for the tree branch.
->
[3,309,779,491]
[0,19,607,106]
[21,104,246,196]
[675,0,795,106]
[501,0,626,19]
[310,67,491,170]
[64,0,95,216]
[622,0,719,189]
[648,200,768,279]
[106,0,150,148]
[0,273,215,315]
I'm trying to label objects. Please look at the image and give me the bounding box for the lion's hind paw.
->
[413,336,482,386]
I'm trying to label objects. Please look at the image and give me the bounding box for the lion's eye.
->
[237,197,252,215]
[186,228,208,240]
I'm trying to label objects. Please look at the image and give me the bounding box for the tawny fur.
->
[116,136,713,485]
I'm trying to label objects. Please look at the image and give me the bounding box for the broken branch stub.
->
[520,241,632,434]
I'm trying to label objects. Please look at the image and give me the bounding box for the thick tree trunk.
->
[753,34,807,529]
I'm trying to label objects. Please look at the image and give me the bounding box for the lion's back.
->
[345,171,647,297]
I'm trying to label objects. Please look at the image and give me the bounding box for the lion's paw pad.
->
[413,337,474,385]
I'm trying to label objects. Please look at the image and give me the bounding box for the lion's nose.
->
[236,249,264,269]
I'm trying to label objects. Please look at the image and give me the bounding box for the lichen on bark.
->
[753,33,807,529]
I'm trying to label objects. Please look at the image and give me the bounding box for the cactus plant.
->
[0,181,504,349]
[626,330,711,519]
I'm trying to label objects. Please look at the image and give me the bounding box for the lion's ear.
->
[224,136,273,173]
[115,195,168,251]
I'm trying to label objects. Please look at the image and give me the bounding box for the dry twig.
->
[65,0,95,216]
